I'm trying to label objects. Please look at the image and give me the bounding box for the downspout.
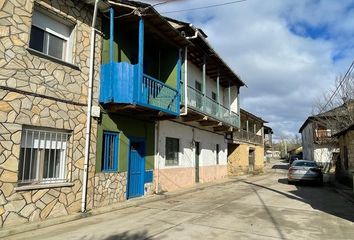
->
[154,122,160,193]
[82,0,100,213]
[181,46,188,115]
[186,24,199,39]
[182,24,201,115]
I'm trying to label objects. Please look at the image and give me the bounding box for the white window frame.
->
[19,127,71,185]
[30,7,74,63]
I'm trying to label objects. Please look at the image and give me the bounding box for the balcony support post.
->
[138,17,145,102]
[217,70,220,117]
[176,48,182,114]
[108,7,114,100]
[109,8,114,66]
[202,55,206,111]
[228,81,231,114]
[246,120,249,140]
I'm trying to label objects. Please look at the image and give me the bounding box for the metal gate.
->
[127,141,145,199]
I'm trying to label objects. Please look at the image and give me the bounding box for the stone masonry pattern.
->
[93,172,127,208]
[0,0,101,227]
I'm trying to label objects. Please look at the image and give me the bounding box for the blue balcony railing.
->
[100,62,180,116]
[142,74,178,114]
[183,85,240,128]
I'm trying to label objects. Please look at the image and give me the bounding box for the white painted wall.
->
[187,60,240,106]
[314,147,336,163]
[156,120,228,169]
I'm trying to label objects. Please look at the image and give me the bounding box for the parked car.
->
[288,160,323,185]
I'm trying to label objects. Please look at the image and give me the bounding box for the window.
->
[165,137,179,166]
[195,81,203,109]
[211,92,218,114]
[102,132,119,172]
[212,92,217,101]
[19,128,70,185]
[216,144,219,165]
[29,8,73,62]
[195,81,202,92]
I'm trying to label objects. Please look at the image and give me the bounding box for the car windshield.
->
[293,161,317,167]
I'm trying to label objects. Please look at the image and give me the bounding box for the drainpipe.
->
[186,24,199,39]
[82,0,100,213]
[155,122,160,193]
[181,47,188,115]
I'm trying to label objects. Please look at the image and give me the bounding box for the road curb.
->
[0,173,270,238]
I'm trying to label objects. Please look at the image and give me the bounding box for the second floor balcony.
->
[99,7,187,118]
[181,85,240,129]
[100,62,179,116]
[314,129,336,142]
[233,129,263,145]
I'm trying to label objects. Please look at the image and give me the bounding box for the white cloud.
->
[149,0,354,139]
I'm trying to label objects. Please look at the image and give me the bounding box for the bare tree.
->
[312,70,354,133]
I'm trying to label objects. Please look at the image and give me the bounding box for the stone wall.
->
[0,0,101,227]
[227,143,249,176]
[93,172,127,208]
[337,131,354,187]
[227,143,264,176]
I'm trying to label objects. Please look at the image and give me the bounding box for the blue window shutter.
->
[102,131,119,172]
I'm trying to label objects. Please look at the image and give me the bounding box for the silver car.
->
[287,160,323,185]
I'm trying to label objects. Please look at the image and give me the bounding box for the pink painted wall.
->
[156,165,228,192]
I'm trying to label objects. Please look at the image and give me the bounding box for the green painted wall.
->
[96,112,155,173]
[101,17,179,89]
[102,18,138,65]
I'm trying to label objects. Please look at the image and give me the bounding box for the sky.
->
[147,0,354,140]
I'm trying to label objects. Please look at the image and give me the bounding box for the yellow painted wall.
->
[228,143,264,175]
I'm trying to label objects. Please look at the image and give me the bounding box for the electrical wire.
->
[321,60,354,111]
[160,0,248,14]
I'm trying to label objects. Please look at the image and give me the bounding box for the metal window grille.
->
[102,132,118,171]
[19,128,70,185]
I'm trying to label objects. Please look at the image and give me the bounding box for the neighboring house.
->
[287,146,303,159]
[228,109,267,176]
[264,126,273,160]
[154,18,245,192]
[0,0,102,227]
[299,114,339,172]
[334,124,354,187]
[264,126,273,152]
[96,2,188,201]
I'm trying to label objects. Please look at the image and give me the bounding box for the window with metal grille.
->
[102,132,119,172]
[29,8,73,62]
[166,137,179,166]
[18,128,70,185]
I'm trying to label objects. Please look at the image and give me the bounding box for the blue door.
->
[127,141,145,199]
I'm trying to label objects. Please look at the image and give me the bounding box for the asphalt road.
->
[6,164,354,240]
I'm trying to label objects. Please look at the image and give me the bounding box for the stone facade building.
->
[0,0,101,227]
[334,124,354,187]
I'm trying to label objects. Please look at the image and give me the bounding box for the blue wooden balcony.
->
[100,62,180,116]
[99,8,181,117]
